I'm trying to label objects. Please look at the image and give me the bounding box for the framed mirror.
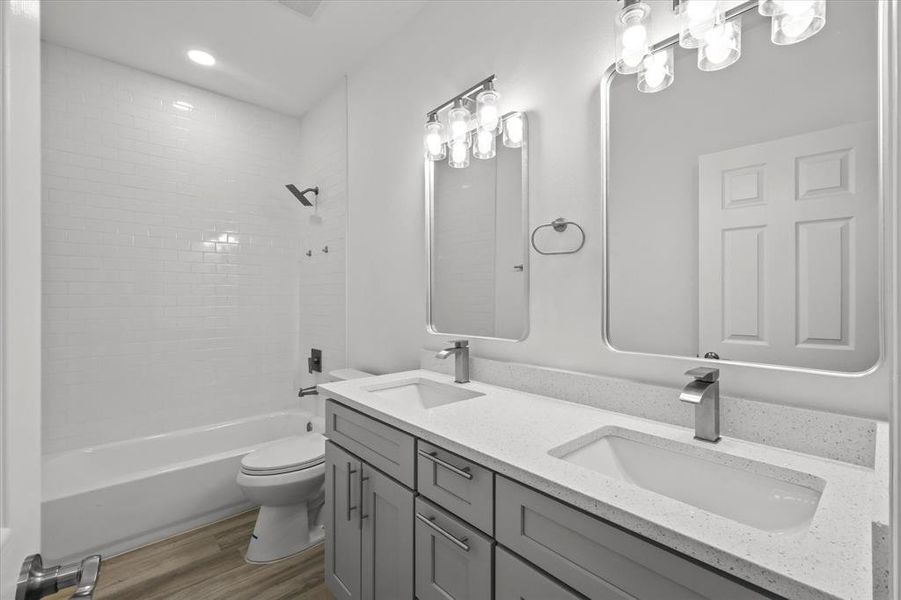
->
[427,111,529,341]
[603,1,881,373]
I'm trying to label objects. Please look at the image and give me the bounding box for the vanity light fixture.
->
[502,112,524,149]
[423,114,446,161]
[638,47,675,93]
[678,0,724,49]
[697,17,742,71]
[615,0,652,74]
[769,0,825,45]
[473,128,497,160]
[475,81,501,134]
[423,75,520,169]
[614,0,824,94]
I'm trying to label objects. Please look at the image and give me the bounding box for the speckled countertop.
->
[319,369,878,600]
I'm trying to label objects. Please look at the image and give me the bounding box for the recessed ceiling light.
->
[187,49,216,67]
[173,100,194,111]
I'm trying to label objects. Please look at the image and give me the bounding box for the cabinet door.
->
[360,464,414,600]
[415,497,493,600]
[495,546,589,600]
[325,441,363,600]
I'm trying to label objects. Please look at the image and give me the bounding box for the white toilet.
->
[236,368,371,563]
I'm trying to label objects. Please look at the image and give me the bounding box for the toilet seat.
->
[241,435,325,476]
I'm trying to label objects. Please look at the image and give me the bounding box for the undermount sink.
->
[551,427,824,534]
[366,378,484,409]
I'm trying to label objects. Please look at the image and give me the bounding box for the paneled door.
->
[698,122,877,371]
[0,1,43,598]
[325,442,363,600]
[360,464,414,600]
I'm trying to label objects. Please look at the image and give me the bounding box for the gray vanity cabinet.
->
[324,440,414,600]
[324,442,362,600]
[495,546,588,600]
[360,464,414,600]
[414,497,493,600]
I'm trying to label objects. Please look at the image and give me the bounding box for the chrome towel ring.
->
[530,218,586,255]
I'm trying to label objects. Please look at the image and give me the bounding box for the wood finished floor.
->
[47,510,334,600]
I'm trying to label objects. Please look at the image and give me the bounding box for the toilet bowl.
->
[236,369,371,563]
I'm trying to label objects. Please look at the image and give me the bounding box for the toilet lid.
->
[241,435,325,475]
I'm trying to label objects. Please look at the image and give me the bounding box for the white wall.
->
[344,0,891,419]
[41,44,307,453]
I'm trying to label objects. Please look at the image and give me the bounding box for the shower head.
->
[286,184,318,207]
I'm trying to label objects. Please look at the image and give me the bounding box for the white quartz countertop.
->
[318,369,878,600]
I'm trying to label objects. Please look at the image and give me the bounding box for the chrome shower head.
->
[286,184,318,207]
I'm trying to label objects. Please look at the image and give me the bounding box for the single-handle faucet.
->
[436,340,470,384]
[679,367,720,443]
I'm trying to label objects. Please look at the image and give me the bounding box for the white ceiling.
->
[40,0,428,117]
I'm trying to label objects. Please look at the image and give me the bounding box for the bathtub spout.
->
[298,386,318,398]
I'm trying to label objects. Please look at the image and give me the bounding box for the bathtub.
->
[42,410,321,563]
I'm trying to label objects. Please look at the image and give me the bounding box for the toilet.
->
[236,368,371,563]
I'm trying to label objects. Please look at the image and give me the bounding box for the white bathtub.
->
[42,410,320,563]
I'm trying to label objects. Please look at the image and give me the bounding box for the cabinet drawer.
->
[495,477,777,600]
[325,400,415,487]
[414,497,493,600]
[495,546,589,600]
[416,440,494,534]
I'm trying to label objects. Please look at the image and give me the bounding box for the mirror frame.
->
[599,0,891,377]
[425,110,531,342]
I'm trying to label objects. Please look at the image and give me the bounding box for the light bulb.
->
[679,0,723,49]
[473,129,496,160]
[637,48,674,93]
[698,17,741,71]
[615,2,651,74]
[423,117,446,161]
[502,113,524,149]
[771,0,824,44]
[447,100,472,144]
[475,86,501,133]
[187,49,216,66]
[449,139,470,168]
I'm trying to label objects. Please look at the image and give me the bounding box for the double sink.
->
[366,377,824,535]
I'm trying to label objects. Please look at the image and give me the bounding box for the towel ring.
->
[530,218,586,256]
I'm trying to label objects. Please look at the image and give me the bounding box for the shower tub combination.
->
[42,410,320,563]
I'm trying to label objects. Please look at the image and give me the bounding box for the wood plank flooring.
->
[47,510,334,600]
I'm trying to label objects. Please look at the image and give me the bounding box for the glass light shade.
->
[678,0,724,49]
[447,101,472,144]
[637,48,674,93]
[698,18,742,71]
[758,0,778,16]
[771,0,825,45]
[448,139,470,168]
[423,118,446,161]
[475,88,501,134]
[473,129,496,160]
[615,2,651,75]
[502,112,524,149]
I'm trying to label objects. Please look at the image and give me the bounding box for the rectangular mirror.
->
[427,111,529,341]
[604,1,880,372]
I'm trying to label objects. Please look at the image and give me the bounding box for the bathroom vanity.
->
[320,370,882,600]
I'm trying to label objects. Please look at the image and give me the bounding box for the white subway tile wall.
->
[41,44,346,453]
[295,83,349,409]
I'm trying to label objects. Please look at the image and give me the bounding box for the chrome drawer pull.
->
[346,463,358,521]
[418,450,473,480]
[415,513,470,552]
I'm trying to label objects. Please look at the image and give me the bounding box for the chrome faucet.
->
[436,340,470,384]
[679,367,720,443]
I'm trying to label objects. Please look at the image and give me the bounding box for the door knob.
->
[16,554,102,600]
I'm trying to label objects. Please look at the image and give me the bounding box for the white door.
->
[0,1,43,598]
[698,122,878,371]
